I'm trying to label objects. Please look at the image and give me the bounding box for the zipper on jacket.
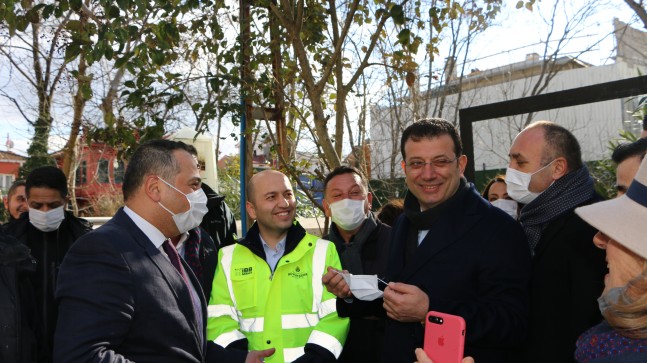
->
[268,255,288,281]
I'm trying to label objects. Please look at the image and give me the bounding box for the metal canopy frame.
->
[459,75,647,181]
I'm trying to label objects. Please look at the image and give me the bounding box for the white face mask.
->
[158,178,209,234]
[340,272,384,301]
[491,199,518,219]
[505,160,555,205]
[330,198,367,231]
[29,205,65,232]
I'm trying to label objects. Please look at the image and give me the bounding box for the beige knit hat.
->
[575,155,647,260]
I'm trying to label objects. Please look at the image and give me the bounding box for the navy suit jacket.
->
[54,208,242,363]
[382,186,532,363]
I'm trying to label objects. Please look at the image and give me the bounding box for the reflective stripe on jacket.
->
[207,232,349,363]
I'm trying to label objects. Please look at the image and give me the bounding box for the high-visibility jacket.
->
[207,222,349,363]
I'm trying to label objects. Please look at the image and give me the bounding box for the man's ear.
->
[246,201,257,220]
[366,192,373,211]
[457,154,468,176]
[552,157,568,180]
[144,175,163,202]
[322,199,332,218]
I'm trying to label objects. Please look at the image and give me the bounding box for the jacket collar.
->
[239,220,307,259]
[390,184,485,281]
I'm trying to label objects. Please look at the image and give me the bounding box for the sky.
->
[0,0,641,158]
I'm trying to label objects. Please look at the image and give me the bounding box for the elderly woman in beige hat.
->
[573,156,647,362]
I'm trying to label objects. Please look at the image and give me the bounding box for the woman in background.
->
[573,157,647,362]
[481,175,518,219]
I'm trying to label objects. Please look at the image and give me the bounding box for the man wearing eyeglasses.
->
[328,118,532,363]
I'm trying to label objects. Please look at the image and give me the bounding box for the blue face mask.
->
[597,286,626,315]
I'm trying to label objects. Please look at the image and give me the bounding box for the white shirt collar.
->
[123,206,168,248]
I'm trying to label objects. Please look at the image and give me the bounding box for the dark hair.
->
[185,144,198,157]
[400,118,462,160]
[643,114,646,132]
[612,138,647,164]
[530,121,583,171]
[481,175,506,199]
[7,179,26,199]
[122,139,194,201]
[26,166,68,198]
[323,166,368,196]
[376,198,404,227]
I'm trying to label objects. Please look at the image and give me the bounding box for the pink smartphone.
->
[423,311,466,363]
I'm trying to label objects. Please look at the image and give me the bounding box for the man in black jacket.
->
[0,231,37,363]
[180,146,237,300]
[323,119,531,363]
[507,121,607,363]
[200,182,238,248]
[321,166,391,363]
[4,166,92,361]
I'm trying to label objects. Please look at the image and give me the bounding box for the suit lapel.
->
[182,258,207,354]
[115,209,205,349]
[395,191,484,282]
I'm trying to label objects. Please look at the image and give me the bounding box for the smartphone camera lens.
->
[428,316,444,324]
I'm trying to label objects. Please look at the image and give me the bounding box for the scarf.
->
[403,178,470,230]
[519,165,595,254]
[329,212,379,274]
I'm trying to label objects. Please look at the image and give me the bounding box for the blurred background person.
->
[0,230,38,362]
[376,198,404,227]
[574,155,647,362]
[4,166,92,361]
[481,175,518,218]
[3,180,28,222]
[185,145,238,248]
[611,138,647,196]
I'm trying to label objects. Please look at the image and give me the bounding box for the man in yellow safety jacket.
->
[207,170,349,363]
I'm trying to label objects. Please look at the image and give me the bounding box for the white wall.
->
[370,60,646,179]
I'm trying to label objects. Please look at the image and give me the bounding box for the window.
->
[76,160,87,185]
[114,159,125,184]
[0,174,13,190]
[98,159,109,183]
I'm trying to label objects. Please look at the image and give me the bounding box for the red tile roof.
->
[0,151,27,162]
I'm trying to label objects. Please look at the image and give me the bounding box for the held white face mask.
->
[158,177,209,234]
[505,160,555,205]
[29,205,65,232]
[340,272,384,301]
[491,199,518,218]
[329,198,367,231]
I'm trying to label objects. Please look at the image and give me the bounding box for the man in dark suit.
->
[54,139,273,363]
[324,118,531,363]
[507,121,606,363]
